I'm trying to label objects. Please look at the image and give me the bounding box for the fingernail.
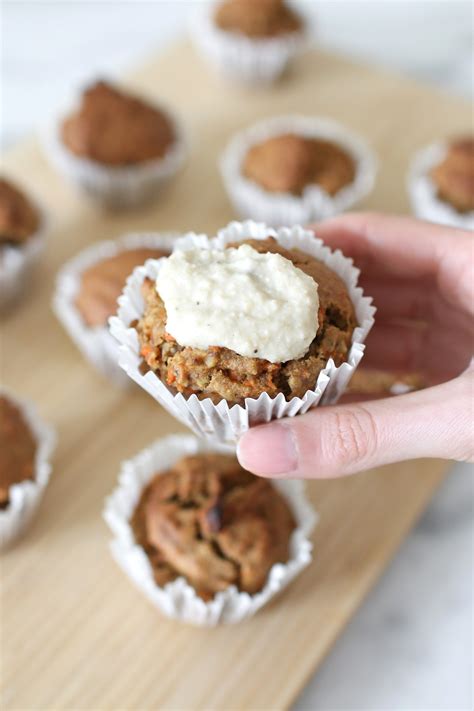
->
[237,422,298,476]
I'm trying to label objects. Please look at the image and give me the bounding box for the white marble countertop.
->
[2,2,473,710]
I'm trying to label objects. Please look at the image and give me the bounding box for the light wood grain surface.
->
[1,40,469,711]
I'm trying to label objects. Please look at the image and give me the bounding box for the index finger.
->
[313,212,474,315]
[313,211,472,279]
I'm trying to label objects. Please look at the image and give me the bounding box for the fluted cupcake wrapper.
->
[190,1,306,85]
[103,433,317,626]
[110,221,375,445]
[53,232,178,387]
[407,141,474,230]
[0,389,56,550]
[0,206,47,311]
[221,115,378,226]
[43,103,186,210]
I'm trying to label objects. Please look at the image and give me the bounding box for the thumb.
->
[237,369,474,479]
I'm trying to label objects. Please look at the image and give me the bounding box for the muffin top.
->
[0,396,37,508]
[61,81,176,166]
[243,133,356,196]
[136,237,356,404]
[430,136,474,213]
[214,0,302,38]
[132,452,296,598]
[0,178,41,247]
[75,246,169,328]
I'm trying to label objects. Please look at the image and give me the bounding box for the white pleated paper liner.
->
[109,221,375,444]
[53,232,178,387]
[0,203,47,312]
[221,115,378,226]
[0,389,56,550]
[104,433,317,626]
[408,141,474,230]
[42,97,186,210]
[189,1,306,85]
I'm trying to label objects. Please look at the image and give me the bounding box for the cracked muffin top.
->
[0,396,37,509]
[131,452,296,598]
[61,81,176,166]
[430,136,474,213]
[75,246,170,328]
[214,0,302,38]
[0,178,41,248]
[136,237,356,405]
[243,133,356,196]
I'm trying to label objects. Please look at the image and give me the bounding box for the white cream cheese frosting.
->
[155,244,319,363]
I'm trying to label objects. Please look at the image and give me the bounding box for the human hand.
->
[237,213,474,479]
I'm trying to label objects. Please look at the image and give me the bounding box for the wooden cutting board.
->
[1,40,468,711]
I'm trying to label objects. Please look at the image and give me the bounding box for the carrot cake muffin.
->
[136,237,356,405]
[0,178,41,250]
[75,247,169,327]
[430,136,474,213]
[214,0,302,38]
[243,133,356,197]
[61,80,176,167]
[131,452,296,598]
[0,395,37,509]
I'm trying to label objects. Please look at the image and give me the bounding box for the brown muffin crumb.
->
[0,178,41,248]
[75,247,169,328]
[431,136,474,213]
[0,396,37,509]
[132,453,296,598]
[347,369,426,396]
[243,134,356,196]
[61,81,176,167]
[215,0,302,38]
[136,237,356,405]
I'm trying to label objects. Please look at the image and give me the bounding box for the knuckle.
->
[326,405,379,471]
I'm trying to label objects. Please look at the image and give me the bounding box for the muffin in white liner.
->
[221,115,377,226]
[104,433,317,626]
[53,232,178,387]
[190,1,306,85]
[0,205,47,312]
[43,96,186,210]
[109,221,375,444]
[408,141,474,230]
[0,389,56,549]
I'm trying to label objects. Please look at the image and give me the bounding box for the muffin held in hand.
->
[136,237,356,405]
[191,0,305,85]
[110,221,374,444]
[0,177,45,309]
[408,134,474,229]
[221,116,377,226]
[53,233,174,385]
[0,393,55,548]
[45,81,185,208]
[132,452,296,598]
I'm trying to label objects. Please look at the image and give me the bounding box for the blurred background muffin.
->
[221,115,376,226]
[53,232,176,385]
[191,0,305,85]
[408,133,474,229]
[0,391,55,549]
[0,177,46,310]
[44,80,185,209]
